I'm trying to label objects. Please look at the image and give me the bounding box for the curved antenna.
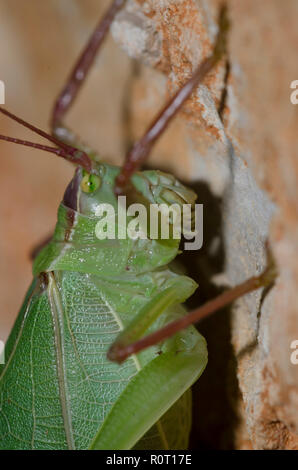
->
[0,107,93,172]
[114,3,229,195]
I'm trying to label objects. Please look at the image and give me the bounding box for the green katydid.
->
[0,1,275,450]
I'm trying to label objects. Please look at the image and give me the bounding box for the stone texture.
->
[112,0,298,449]
[0,0,297,449]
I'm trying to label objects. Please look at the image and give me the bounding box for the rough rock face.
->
[0,0,297,449]
[110,0,298,449]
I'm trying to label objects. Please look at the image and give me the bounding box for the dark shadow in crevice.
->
[143,163,242,449]
[178,179,240,450]
[162,171,275,449]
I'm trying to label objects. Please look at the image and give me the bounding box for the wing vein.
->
[48,272,75,450]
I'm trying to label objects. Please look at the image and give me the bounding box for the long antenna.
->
[0,134,85,163]
[0,107,93,172]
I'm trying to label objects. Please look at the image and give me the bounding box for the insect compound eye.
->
[80,172,101,193]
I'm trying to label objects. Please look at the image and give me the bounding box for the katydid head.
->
[61,161,197,274]
[30,159,198,277]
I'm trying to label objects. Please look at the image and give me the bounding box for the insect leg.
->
[51,0,127,146]
[107,278,196,363]
[110,247,277,363]
[114,4,229,195]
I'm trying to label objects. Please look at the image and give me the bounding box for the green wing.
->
[0,270,207,449]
